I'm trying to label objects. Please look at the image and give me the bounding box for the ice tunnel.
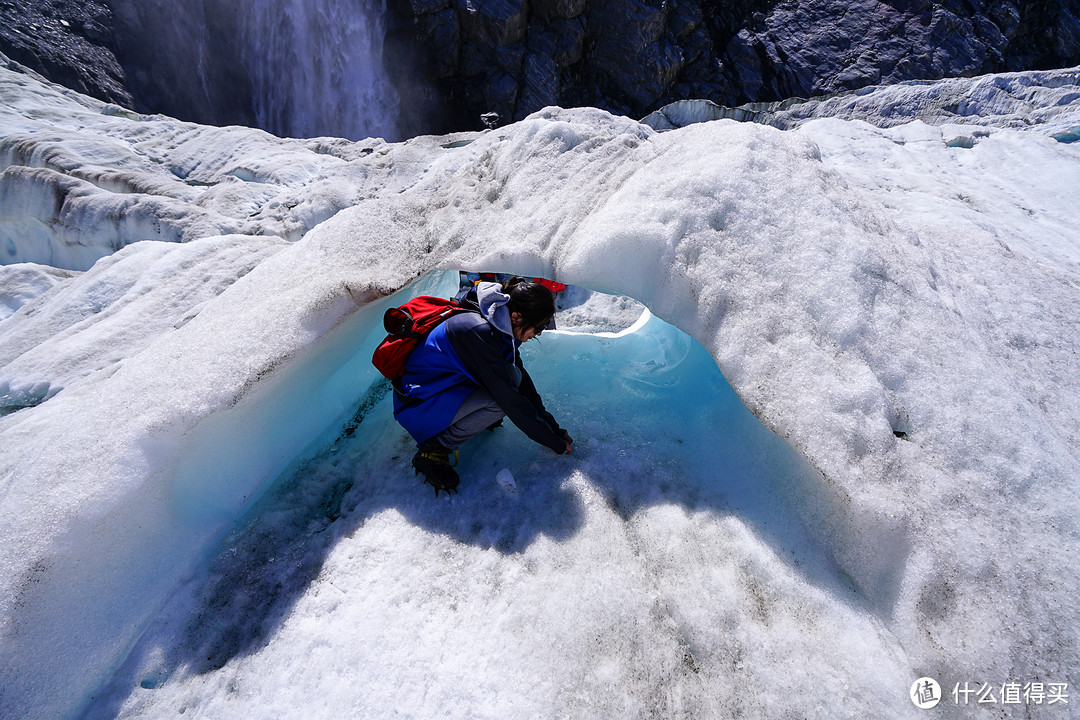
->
[170,269,839,556]
[171,268,841,560]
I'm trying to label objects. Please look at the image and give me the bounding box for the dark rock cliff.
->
[2,0,1078,136]
[0,0,130,107]
[399,0,1080,129]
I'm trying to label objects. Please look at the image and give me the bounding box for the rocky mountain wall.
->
[2,0,1078,135]
[0,0,130,107]
[401,0,1080,128]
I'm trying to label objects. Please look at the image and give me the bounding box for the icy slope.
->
[1,62,1079,718]
[763,66,1080,137]
[0,261,75,321]
[0,52,451,270]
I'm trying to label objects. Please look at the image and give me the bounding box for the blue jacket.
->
[393,282,565,453]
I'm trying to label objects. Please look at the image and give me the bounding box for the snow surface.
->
[2,58,1080,719]
[0,262,76,322]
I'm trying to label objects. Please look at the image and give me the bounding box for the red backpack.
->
[371,296,471,381]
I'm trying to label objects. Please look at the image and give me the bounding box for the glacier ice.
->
[0,261,77,321]
[1,57,1080,719]
[693,66,1080,137]
[0,54,416,270]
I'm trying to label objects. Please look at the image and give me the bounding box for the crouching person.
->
[393,277,574,495]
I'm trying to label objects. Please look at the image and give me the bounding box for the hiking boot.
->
[412,440,460,496]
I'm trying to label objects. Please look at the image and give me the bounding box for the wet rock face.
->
[2,0,1078,137]
[714,0,1022,103]
[399,0,1080,129]
[1006,0,1080,70]
[105,0,256,129]
[0,0,252,127]
[0,0,131,107]
[1,0,276,133]
[403,0,707,123]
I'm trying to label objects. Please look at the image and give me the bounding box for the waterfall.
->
[240,0,401,142]
[110,0,402,142]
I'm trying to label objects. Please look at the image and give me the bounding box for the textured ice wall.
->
[0,262,76,322]
[83,305,919,720]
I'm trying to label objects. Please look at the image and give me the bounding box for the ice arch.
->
[0,234,906,719]
[167,268,871,594]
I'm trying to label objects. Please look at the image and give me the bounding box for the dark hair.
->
[505,277,555,329]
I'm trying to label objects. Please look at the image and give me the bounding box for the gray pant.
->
[432,387,505,450]
[432,367,520,450]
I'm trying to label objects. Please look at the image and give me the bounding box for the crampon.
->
[412,442,460,497]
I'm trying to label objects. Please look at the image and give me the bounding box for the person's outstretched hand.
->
[561,430,574,455]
